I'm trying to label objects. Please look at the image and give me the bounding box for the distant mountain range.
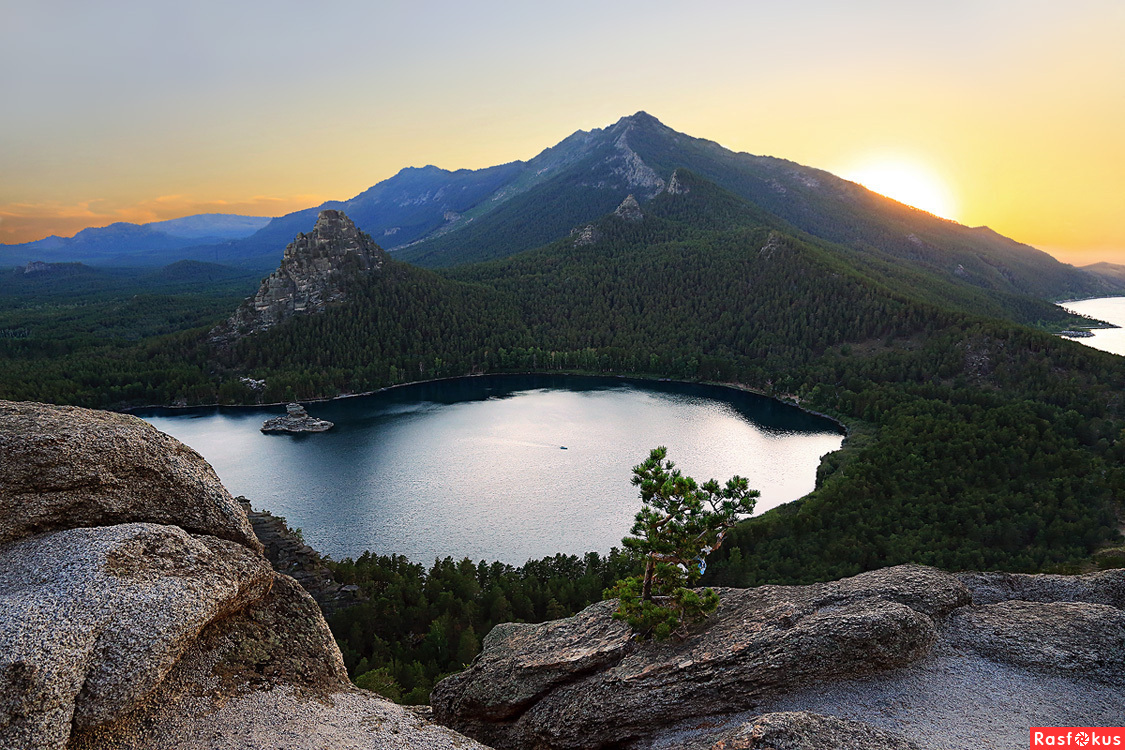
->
[0,214,271,267]
[3,112,1121,303]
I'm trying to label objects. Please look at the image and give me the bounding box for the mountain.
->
[394,112,1121,303]
[202,111,1120,303]
[0,214,271,267]
[212,210,387,339]
[1083,262,1125,284]
[8,113,1114,305]
[147,213,272,240]
[168,127,617,271]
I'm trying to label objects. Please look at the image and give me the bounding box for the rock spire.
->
[214,210,385,339]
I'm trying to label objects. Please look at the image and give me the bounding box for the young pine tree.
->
[606,446,758,640]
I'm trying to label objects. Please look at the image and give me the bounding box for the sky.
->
[2,1,1122,265]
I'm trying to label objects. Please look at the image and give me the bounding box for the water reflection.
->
[137,375,843,564]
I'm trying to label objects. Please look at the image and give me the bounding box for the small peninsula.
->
[261,402,334,434]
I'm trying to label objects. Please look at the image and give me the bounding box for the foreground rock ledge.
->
[704,711,923,750]
[0,399,488,750]
[0,400,260,551]
[431,565,969,750]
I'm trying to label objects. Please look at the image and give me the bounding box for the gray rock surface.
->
[0,400,260,551]
[665,169,690,195]
[956,568,1125,608]
[214,209,385,339]
[948,599,1125,676]
[701,711,922,750]
[0,523,273,750]
[571,224,603,247]
[69,575,491,750]
[0,399,490,750]
[614,194,644,222]
[643,636,1124,750]
[432,565,968,750]
[260,402,334,433]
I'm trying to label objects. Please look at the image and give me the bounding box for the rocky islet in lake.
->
[260,402,334,433]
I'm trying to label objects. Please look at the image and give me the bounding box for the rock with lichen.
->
[431,565,968,750]
[0,400,259,550]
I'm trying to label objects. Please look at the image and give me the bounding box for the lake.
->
[1060,297,1125,356]
[137,375,844,565]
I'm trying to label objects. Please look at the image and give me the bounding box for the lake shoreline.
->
[138,374,846,564]
[124,371,848,435]
[1055,297,1125,357]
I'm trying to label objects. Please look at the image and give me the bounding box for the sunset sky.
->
[2,1,1122,265]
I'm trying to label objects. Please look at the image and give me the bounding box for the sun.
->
[840,157,958,221]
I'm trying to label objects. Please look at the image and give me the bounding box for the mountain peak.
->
[614,194,644,222]
[617,111,663,128]
[214,210,385,340]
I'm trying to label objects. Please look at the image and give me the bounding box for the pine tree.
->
[606,447,758,640]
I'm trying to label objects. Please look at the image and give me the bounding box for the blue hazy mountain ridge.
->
[146,214,272,240]
[0,214,271,267]
[149,126,613,271]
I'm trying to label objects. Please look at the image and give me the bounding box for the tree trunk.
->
[641,557,656,601]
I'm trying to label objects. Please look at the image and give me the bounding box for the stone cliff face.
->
[213,209,385,339]
[0,400,488,750]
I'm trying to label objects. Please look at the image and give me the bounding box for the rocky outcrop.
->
[260,402,334,433]
[0,524,273,749]
[665,169,690,196]
[212,209,385,339]
[0,400,259,551]
[571,224,603,247]
[614,194,644,222]
[611,123,665,195]
[948,600,1125,676]
[240,499,360,615]
[432,565,969,750]
[956,568,1125,608]
[436,558,1125,750]
[0,400,489,750]
[702,711,922,750]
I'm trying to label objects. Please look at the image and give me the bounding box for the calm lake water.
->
[138,375,843,565]
[1061,297,1125,356]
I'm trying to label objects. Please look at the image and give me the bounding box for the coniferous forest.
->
[2,169,1123,703]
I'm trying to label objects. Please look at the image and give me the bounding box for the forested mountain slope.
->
[202,177,1125,579]
[2,170,1122,584]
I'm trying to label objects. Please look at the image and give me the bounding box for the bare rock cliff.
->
[0,399,489,750]
[212,209,385,340]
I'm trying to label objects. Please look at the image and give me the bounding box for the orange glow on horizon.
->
[0,194,330,244]
[839,157,959,221]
